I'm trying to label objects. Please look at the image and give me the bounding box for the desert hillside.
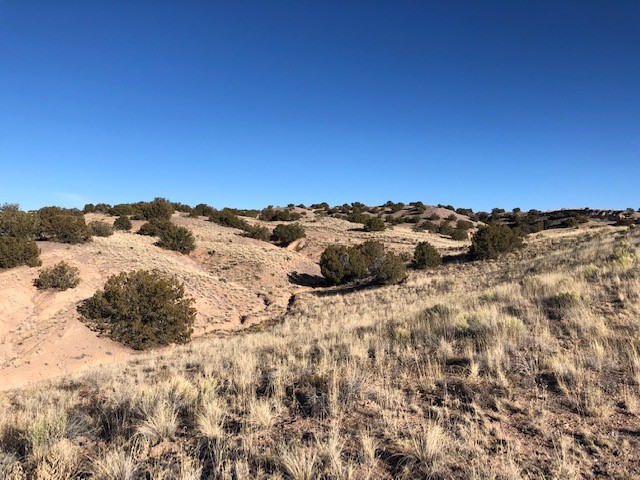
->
[0,201,639,478]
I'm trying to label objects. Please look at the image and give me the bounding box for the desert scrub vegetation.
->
[1,228,639,478]
[156,225,196,254]
[469,223,524,260]
[113,215,132,231]
[271,223,305,246]
[87,220,114,237]
[37,206,91,244]
[77,269,196,350]
[260,206,302,222]
[137,218,173,236]
[320,240,407,285]
[33,261,80,291]
[363,216,386,232]
[0,236,41,269]
[413,241,442,269]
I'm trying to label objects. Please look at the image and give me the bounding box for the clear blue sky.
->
[1,1,638,212]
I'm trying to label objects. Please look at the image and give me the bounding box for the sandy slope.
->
[0,212,464,391]
[0,214,322,390]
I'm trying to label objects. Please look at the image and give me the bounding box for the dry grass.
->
[0,224,638,477]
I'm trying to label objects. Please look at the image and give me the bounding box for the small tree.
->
[371,252,407,285]
[271,223,305,246]
[450,228,468,241]
[157,225,196,254]
[138,219,173,236]
[77,269,196,350]
[363,217,386,232]
[34,262,80,291]
[319,245,367,285]
[242,224,271,241]
[113,215,132,231]
[469,224,524,260]
[413,242,442,269]
[0,237,41,269]
[47,214,91,244]
[141,198,174,221]
[88,221,114,237]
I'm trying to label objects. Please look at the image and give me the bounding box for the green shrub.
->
[0,237,41,269]
[451,228,468,241]
[156,225,196,254]
[88,221,114,237]
[347,212,369,224]
[43,214,91,244]
[358,240,386,269]
[438,222,454,236]
[77,270,196,350]
[209,209,249,230]
[83,203,96,213]
[371,252,407,285]
[33,261,80,291]
[271,223,305,246]
[413,242,442,269]
[260,206,302,222]
[141,198,174,221]
[109,204,135,217]
[0,208,39,238]
[138,219,173,236]
[242,224,271,241]
[363,217,386,232]
[469,224,524,260]
[191,203,216,217]
[320,241,406,285]
[113,215,132,231]
[456,220,473,231]
[319,245,367,285]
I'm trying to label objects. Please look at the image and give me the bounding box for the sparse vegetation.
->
[260,206,302,222]
[77,269,196,350]
[33,261,80,290]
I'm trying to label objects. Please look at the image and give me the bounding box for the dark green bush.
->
[260,206,302,222]
[156,225,196,254]
[451,228,468,241]
[0,237,41,269]
[137,219,173,236]
[438,222,454,236]
[191,203,216,217]
[346,212,369,224]
[141,198,174,221]
[456,220,473,231]
[83,203,96,213]
[413,242,442,269]
[320,241,406,285]
[77,269,196,350]
[41,213,91,244]
[271,223,305,246]
[88,221,114,237]
[363,216,386,232]
[113,216,132,231]
[33,261,80,291]
[109,204,135,217]
[209,209,250,230]
[242,224,271,241]
[0,208,39,238]
[319,245,367,285]
[371,252,407,285]
[469,224,524,260]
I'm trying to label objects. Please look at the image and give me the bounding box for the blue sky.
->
[1,1,638,212]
